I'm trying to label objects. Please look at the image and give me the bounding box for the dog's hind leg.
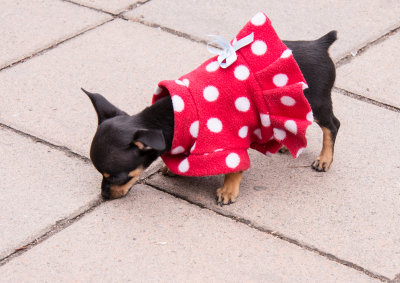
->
[312,112,340,172]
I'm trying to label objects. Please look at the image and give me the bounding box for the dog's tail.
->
[317,30,337,50]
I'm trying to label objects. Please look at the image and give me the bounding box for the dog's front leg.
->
[216,171,243,206]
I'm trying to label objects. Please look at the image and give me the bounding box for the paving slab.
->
[146,92,400,279]
[0,184,378,282]
[125,0,400,60]
[0,126,100,259]
[0,0,111,69]
[0,19,210,157]
[71,0,143,14]
[336,32,400,108]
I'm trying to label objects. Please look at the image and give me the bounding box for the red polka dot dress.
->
[152,12,313,176]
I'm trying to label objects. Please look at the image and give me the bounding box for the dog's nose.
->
[101,178,111,199]
[101,189,110,199]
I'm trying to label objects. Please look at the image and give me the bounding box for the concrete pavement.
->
[1,0,399,282]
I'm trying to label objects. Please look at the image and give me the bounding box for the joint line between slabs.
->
[125,17,209,46]
[144,181,391,282]
[0,198,104,267]
[335,23,400,68]
[334,87,400,113]
[0,18,114,73]
[60,0,153,17]
[0,123,90,164]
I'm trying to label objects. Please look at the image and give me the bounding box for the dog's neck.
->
[135,96,174,153]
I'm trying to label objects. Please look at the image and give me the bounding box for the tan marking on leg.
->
[109,167,144,199]
[216,171,243,206]
[103,173,110,178]
[312,127,333,172]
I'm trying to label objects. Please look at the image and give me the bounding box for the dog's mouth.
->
[109,178,137,199]
[108,167,144,199]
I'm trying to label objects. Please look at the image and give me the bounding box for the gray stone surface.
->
[0,19,210,157]
[125,0,400,60]
[336,32,400,108]
[146,92,400,278]
[1,0,399,281]
[0,184,378,282]
[0,0,111,69]
[0,126,100,259]
[72,0,142,14]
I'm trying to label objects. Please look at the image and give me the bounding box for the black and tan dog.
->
[83,31,339,205]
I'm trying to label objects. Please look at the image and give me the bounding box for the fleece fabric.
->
[152,12,313,176]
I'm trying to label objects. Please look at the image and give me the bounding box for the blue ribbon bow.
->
[207,33,254,68]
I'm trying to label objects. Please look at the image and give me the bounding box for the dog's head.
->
[82,88,166,199]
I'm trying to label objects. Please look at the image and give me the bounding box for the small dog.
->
[83,30,339,205]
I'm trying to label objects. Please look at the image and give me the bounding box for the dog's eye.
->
[103,173,110,178]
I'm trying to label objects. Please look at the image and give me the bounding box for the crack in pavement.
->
[0,0,153,73]
[0,123,90,164]
[334,87,400,113]
[0,198,104,267]
[0,123,161,267]
[144,180,391,282]
[0,18,114,73]
[0,3,398,279]
[61,0,153,17]
[124,16,209,46]
[335,24,400,68]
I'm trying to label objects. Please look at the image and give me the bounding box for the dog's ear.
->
[133,129,166,152]
[82,88,127,125]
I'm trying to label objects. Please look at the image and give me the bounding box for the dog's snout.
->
[101,179,111,199]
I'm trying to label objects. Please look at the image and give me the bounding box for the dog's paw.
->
[311,156,332,172]
[160,165,176,177]
[216,185,239,207]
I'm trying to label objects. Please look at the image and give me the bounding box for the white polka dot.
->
[182,79,190,87]
[251,12,267,26]
[273,128,286,141]
[178,159,189,173]
[254,128,262,140]
[190,120,199,138]
[235,97,250,112]
[238,126,248,138]
[207,118,223,133]
[234,65,250,81]
[206,61,219,72]
[175,80,186,86]
[284,120,298,135]
[171,95,184,112]
[273,73,289,87]
[301,82,308,90]
[251,40,267,56]
[214,148,223,152]
[281,96,296,106]
[280,49,292,58]
[226,153,240,168]
[296,148,304,158]
[260,114,270,127]
[171,146,185,155]
[203,86,219,102]
[190,142,196,153]
[154,86,162,95]
[306,111,314,122]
